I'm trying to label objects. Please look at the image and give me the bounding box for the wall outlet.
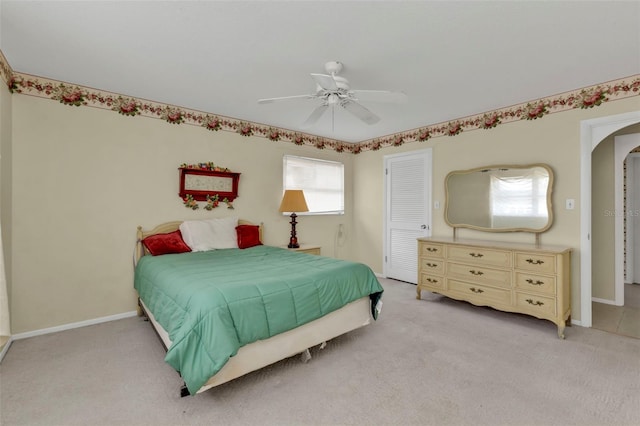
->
[566,199,575,210]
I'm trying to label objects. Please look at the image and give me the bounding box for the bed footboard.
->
[138,296,372,396]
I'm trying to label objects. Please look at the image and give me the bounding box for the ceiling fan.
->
[257,61,407,128]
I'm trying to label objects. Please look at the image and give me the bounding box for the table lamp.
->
[279,190,309,248]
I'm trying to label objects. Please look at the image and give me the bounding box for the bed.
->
[134,218,383,396]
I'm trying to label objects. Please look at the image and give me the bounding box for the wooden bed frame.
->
[134,219,374,396]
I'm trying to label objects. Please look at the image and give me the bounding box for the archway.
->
[580,111,640,327]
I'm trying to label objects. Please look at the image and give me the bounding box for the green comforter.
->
[134,245,383,394]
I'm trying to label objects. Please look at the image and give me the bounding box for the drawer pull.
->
[469,287,484,294]
[526,258,545,265]
[525,278,544,286]
[426,247,439,253]
[469,270,484,276]
[426,278,439,284]
[426,262,438,268]
[526,299,544,306]
[469,252,484,258]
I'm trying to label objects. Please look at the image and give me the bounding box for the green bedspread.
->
[134,245,383,394]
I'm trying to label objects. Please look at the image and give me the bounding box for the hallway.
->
[592,283,640,339]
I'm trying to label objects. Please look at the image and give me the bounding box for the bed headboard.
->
[135,219,264,265]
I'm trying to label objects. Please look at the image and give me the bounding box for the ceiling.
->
[1,1,639,143]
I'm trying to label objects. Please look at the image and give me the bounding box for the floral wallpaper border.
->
[1,49,638,154]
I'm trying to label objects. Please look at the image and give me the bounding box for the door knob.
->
[421,224,427,229]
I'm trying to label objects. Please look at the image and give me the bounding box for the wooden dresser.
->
[417,237,571,338]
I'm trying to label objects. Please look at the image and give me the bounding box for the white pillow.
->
[179,217,239,252]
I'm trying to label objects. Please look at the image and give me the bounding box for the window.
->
[283,155,344,215]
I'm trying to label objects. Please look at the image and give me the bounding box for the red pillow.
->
[142,230,192,256]
[236,225,262,249]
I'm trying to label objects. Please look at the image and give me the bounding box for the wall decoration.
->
[162,107,184,124]
[523,102,548,120]
[1,50,638,154]
[179,163,240,210]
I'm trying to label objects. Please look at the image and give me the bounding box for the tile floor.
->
[592,283,640,339]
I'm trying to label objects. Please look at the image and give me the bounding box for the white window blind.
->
[283,155,344,215]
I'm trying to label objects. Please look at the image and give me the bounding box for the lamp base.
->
[287,213,300,249]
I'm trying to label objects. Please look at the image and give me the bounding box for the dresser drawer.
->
[515,292,556,316]
[447,262,511,288]
[420,242,444,259]
[448,245,511,268]
[419,273,445,289]
[448,279,511,306]
[514,252,556,274]
[420,258,445,274]
[515,272,556,295]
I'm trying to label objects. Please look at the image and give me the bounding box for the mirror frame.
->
[444,163,554,234]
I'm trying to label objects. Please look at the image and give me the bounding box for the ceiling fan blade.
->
[301,104,329,128]
[341,100,380,125]
[350,90,408,103]
[258,94,315,104]
[310,73,339,91]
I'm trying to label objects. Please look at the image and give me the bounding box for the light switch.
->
[434,201,440,209]
[566,199,575,210]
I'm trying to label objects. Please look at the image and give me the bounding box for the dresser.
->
[417,237,571,338]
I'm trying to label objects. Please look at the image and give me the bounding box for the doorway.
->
[591,137,640,339]
[627,153,640,285]
[580,111,640,328]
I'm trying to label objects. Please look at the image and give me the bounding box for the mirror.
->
[445,164,553,233]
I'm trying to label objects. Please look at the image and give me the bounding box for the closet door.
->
[383,149,432,283]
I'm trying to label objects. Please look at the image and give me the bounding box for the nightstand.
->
[283,245,321,255]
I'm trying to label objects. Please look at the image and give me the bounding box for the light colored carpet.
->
[2,279,640,426]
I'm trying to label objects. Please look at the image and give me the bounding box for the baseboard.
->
[376,274,420,285]
[592,297,621,306]
[11,311,138,341]
[570,318,583,327]
[0,336,12,364]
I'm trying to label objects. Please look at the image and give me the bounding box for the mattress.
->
[134,245,383,393]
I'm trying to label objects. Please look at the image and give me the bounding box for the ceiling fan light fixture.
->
[257,60,406,129]
[332,75,350,91]
[324,61,343,75]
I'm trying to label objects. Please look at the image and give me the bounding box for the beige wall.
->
[352,97,640,323]
[591,137,615,300]
[6,90,640,333]
[0,80,12,338]
[10,95,355,333]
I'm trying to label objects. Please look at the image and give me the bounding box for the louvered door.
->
[384,150,432,283]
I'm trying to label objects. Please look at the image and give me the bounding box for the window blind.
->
[283,155,344,215]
